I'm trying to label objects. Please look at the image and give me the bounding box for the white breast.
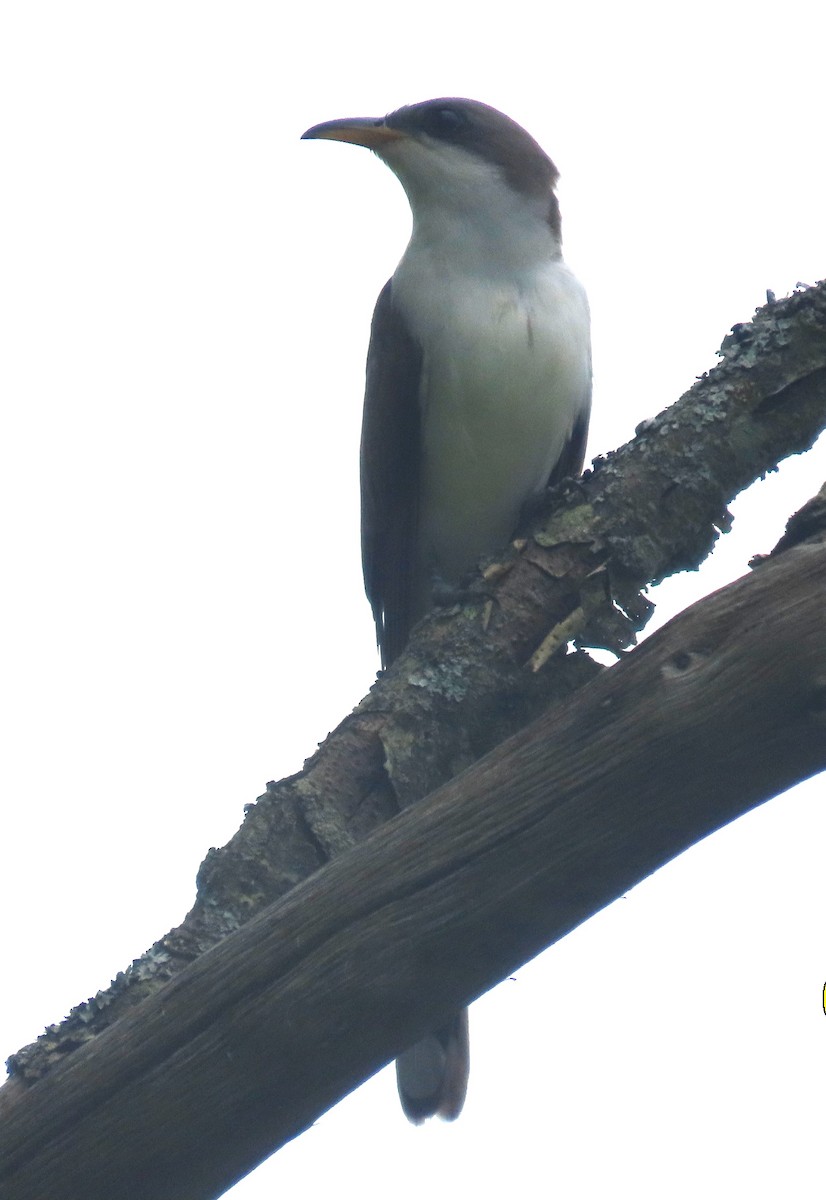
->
[392,249,591,592]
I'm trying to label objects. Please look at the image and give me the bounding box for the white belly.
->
[393,257,591,591]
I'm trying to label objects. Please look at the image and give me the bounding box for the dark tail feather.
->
[396,1009,470,1124]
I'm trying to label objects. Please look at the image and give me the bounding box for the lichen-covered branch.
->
[7,281,826,1085]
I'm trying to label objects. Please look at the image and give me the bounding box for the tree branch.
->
[2,282,825,1200]
[2,531,824,1200]
[6,283,826,1085]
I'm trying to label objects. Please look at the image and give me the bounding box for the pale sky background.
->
[1,3,824,1197]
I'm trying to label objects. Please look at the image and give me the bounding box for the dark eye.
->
[423,106,469,138]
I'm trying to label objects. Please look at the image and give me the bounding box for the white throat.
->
[382,137,561,280]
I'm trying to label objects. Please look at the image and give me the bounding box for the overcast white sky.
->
[1,3,824,1197]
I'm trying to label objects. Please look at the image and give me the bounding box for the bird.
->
[302,98,592,1124]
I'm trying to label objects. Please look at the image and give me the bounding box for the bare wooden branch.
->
[2,536,824,1200]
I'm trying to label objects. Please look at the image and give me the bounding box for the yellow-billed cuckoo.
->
[302,98,592,1124]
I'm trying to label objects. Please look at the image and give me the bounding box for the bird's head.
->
[302,98,561,242]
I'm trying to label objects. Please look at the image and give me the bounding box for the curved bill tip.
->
[300,116,404,148]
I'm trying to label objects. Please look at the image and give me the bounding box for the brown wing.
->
[360,280,423,668]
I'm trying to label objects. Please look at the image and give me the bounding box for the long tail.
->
[395,1009,470,1124]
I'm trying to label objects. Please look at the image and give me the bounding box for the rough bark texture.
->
[6,281,826,1089]
[1,533,824,1200]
